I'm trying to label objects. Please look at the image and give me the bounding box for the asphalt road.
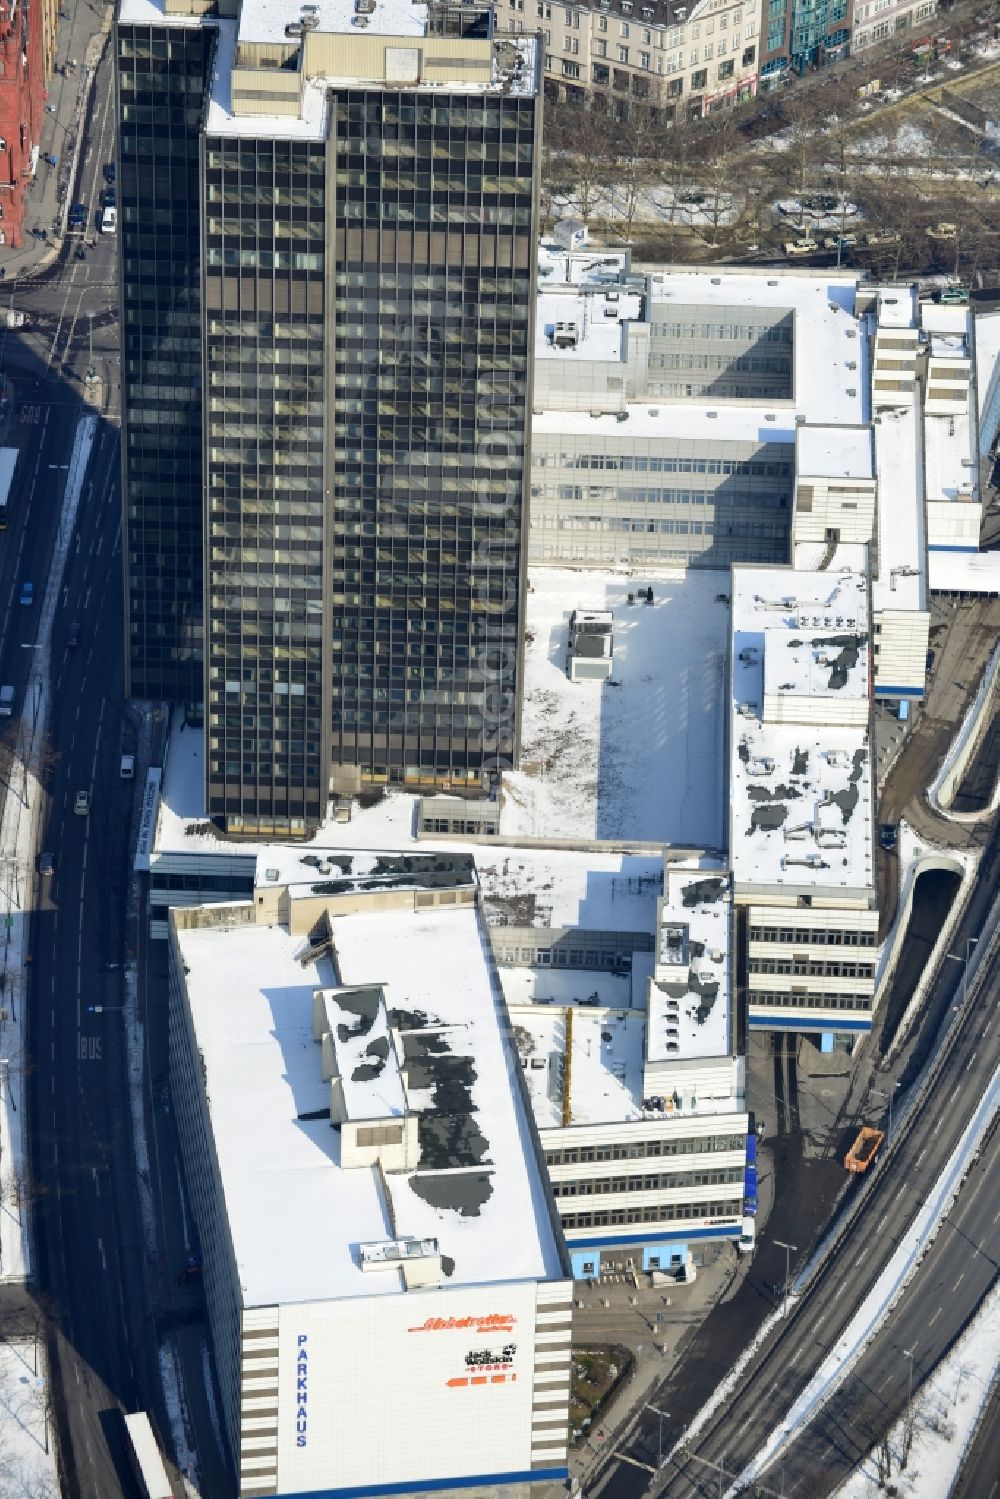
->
[767,1112,1000,1497]
[588,927,1000,1499]
[953,1371,1000,1499]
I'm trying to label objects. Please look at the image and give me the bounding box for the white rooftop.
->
[535,289,640,364]
[177,907,561,1307]
[729,568,874,898]
[876,286,917,329]
[644,268,868,429]
[511,1006,647,1128]
[870,404,925,614]
[331,905,562,1280]
[761,612,868,701]
[238,0,429,45]
[797,424,873,480]
[317,985,408,1120]
[924,410,976,507]
[928,549,1000,593]
[648,865,732,1063]
[505,567,729,847]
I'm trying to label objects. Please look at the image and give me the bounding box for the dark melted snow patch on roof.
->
[408,1170,495,1218]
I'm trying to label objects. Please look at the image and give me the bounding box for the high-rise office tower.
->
[119,0,540,838]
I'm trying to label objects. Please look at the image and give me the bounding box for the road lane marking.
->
[97,1238,106,1271]
[929,1307,943,1327]
[917,1148,927,1164]
[953,1273,965,1292]
[966,1052,977,1070]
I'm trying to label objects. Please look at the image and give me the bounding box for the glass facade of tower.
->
[119,9,540,835]
[203,137,329,833]
[118,23,215,706]
[329,89,537,793]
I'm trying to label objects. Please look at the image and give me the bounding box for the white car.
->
[100,206,117,235]
[74,790,90,816]
[783,239,819,257]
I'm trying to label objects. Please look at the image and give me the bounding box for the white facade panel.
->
[274,1283,549,1492]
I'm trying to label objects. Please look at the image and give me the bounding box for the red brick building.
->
[0,0,51,249]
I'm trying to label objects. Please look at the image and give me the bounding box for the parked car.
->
[74,790,90,816]
[926,221,958,241]
[104,161,116,184]
[938,285,969,305]
[879,823,898,851]
[865,231,901,247]
[783,238,819,257]
[823,232,858,250]
[101,186,116,208]
[19,581,34,605]
[38,852,56,877]
[68,202,87,227]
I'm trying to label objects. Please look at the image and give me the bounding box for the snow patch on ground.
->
[0,1340,58,1499]
[159,1339,202,1498]
[833,1282,1000,1499]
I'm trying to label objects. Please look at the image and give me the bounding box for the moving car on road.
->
[879,823,898,851]
[19,581,33,605]
[74,791,90,816]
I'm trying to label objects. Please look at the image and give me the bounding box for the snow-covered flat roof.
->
[511,1006,647,1128]
[506,567,729,847]
[729,567,874,897]
[119,0,199,23]
[478,846,665,932]
[797,424,873,480]
[876,286,917,329]
[761,613,868,701]
[318,984,408,1120]
[928,549,1000,593]
[330,905,563,1281]
[255,844,477,900]
[923,410,976,506]
[871,405,925,613]
[177,907,562,1307]
[535,288,640,363]
[498,966,641,1011]
[648,866,731,1063]
[239,0,429,45]
[531,404,798,444]
[644,268,867,428]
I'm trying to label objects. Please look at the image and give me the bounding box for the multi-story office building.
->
[529,249,866,570]
[728,565,878,1046]
[499,0,761,119]
[511,860,750,1278]
[168,857,571,1498]
[118,0,541,837]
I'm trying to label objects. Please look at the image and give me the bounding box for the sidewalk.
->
[0,1,114,282]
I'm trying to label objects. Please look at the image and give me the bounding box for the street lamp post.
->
[902,1346,916,1464]
[646,1404,670,1467]
[945,936,980,1011]
[872,1082,899,1139]
[773,1238,798,1314]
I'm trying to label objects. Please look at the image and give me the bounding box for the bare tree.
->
[543,100,613,227]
